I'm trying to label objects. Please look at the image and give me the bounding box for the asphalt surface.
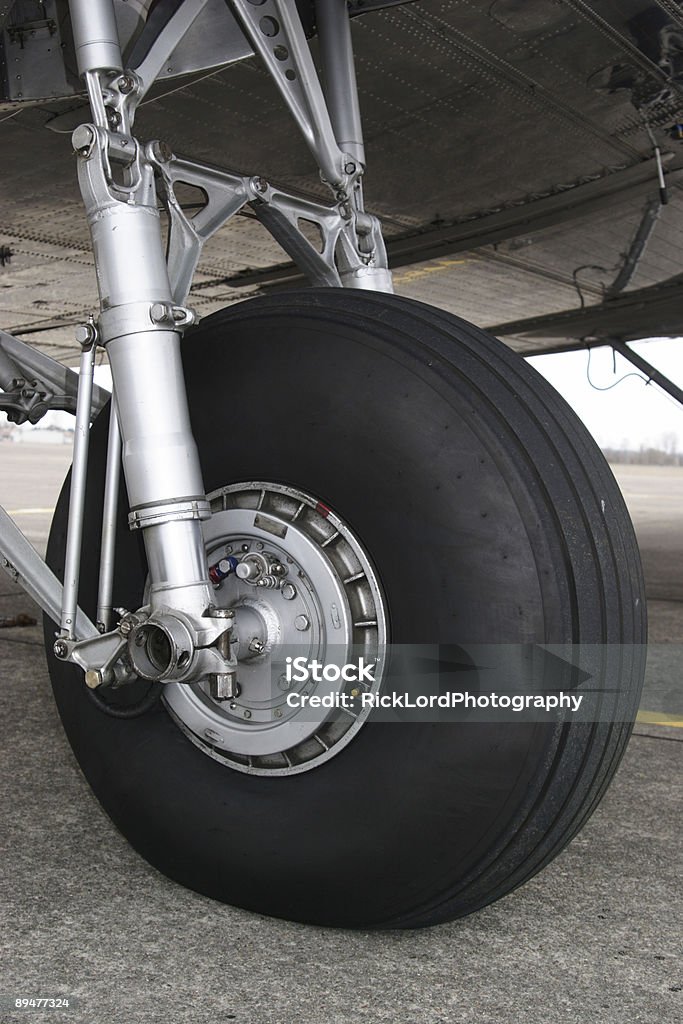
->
[0,442,681,1024]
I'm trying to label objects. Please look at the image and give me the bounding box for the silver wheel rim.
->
[163,482,387,775]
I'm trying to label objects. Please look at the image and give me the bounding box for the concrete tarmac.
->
[0,442,681,1024]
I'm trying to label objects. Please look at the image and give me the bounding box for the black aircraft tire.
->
[45,290,646,928]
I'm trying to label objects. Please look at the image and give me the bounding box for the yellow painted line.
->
[5,508,55,515]
[636,710,683,728]
[393,258,470,285]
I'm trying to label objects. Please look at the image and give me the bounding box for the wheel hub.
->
[163,482,387,775]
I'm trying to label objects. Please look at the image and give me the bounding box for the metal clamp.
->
[128,497,212,532]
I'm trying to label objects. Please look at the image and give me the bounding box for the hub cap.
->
[163,483,387,775]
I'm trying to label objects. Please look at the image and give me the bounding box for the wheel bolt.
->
[281,583,297,601]
[294,614,310,631]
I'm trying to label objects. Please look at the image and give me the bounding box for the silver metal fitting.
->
[74,321,98,348]
[84,669,103,689]
[209,671,240,702]
[72,124,96,156]
[236,555,265,583]
[118,615,135,637]
[150,140,173,164]
[149,302,170,324]
[256,575,281,589]
[339,266,394,291]
[117,74,136,95]
[53,639,69,659]
[210,607,234,620]
[149,302,197,328]
[127,613,195,682]
[128,497,211,532]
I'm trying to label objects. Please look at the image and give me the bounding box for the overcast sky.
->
[528,338,683,453]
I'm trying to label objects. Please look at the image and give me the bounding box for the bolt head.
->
[84,669,102,689]
[294,614,310,631]
[53,640,68,659]
[344,161,357,174]
[243,709,252,719]
[75,323,96,346]
[281,583,297,601]
[118,75,135,95]
[150,139,173,163]
[150,302,170,324]
[71,124,95,154]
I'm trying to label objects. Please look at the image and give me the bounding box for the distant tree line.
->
[603,445,683,466]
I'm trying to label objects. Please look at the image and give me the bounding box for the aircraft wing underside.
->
[1,0,682,363]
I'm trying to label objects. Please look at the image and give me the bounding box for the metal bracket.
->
[151,147,392,296]
[0,328,109,424]
[149,146,254,305]
[250,179,392,290]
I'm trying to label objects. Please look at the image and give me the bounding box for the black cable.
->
[586,346,650,392]
[572,264,609,308]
